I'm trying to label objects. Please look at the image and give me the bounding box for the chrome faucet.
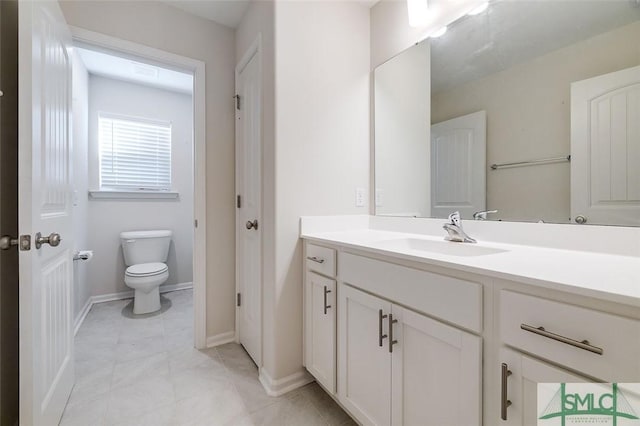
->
[473,209,498,220]
[443,211,477,243]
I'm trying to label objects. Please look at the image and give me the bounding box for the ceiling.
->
[164,0,251,28]
[76,47,194,94]
[163,0,380,29]
[431,0,640,94]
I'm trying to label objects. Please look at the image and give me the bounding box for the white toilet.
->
[120,230,172,314]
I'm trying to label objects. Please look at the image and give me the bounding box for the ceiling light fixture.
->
[430,26,448,38]
[467,2,489,16]
[407,0,429,28]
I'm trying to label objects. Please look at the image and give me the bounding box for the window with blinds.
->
[99,114,172,191]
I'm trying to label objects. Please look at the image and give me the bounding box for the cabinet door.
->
[391,305,482,426]
[305,272,336,393]
[338,284,392,426]
[500,348,590,426]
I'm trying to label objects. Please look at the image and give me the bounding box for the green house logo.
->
[539,383,640,425]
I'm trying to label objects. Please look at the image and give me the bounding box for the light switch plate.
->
[355,188,366,207]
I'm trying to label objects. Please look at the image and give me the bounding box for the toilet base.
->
[133,287,161,314]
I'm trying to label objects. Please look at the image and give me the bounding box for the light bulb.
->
[430,26,448,38]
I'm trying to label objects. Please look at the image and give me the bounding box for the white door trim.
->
[68,26,208,349]
[235,35,263,361]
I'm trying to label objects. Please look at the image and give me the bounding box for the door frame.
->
[235,35,263,363]
[69,26,208,349]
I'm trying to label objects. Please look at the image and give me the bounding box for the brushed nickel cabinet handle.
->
[388,314,398,353]
[501,363,512,421]
[520,324,603,355]
[378,309,388,347]
[323,286,331,315]
[306,256,325,264]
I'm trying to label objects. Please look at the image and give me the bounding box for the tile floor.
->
[61,289,356,426]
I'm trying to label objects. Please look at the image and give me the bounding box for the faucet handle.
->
[448,211,462,226]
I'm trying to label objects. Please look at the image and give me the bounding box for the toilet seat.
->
[125,262,168,277]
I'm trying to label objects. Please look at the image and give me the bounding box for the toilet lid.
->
[126,262,168,277]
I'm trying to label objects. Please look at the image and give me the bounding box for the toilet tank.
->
[120,230,172,266]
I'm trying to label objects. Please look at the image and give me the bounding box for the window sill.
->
[89,190,180,200]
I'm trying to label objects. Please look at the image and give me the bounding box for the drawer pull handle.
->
[323,286,332,315]
[388,314,398,353]
[501,363,512,421]
[520,324,603,355]
[307,256,325,264]
[378,309,388,347]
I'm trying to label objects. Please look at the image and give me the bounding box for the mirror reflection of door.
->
[571,65,640,226]
[431,111,486,220]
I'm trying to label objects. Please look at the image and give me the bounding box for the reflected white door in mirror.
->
[431,111,486,219]
[571,64,640,227]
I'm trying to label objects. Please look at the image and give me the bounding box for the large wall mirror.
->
[374,0,640,226]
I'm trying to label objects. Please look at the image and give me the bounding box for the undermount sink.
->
[373,238,508,257]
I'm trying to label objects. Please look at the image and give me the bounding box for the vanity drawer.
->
[305,243,337,278]
[500,290,640,381]
[339,252,482,332]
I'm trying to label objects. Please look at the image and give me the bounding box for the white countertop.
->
[301,228,640,307]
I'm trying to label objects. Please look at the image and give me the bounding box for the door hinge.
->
[237,293,241,307]
[194,219,198,228]
[237,195,242,208]
[234,94,241,110]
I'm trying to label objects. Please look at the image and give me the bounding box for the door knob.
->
[0,235,31,251]
[35,232,62,249]
[0,235,19,250]
[245,220,258,230]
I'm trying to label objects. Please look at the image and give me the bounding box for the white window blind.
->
[99,115,172,191]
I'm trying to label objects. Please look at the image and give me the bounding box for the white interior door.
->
[236,41,262,366]
[18,1,75,424]
[571,65,640,226]
[431,111,486,219]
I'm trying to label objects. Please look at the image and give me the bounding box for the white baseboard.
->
[206,330,236,348]
[73,297,93,336]
[258,368,314,397]
[161,282,194,293]
[73,282,193,334]
[91,289,134,305]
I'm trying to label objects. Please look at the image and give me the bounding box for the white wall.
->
[71,50,90,319]
[375,41,430,217]
[86,76,193,296]
[60,1,236,339]
[432,20,640,223]
[270,0,371,380]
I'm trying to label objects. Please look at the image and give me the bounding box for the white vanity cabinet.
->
[498,289,640,425]
[301,234,640,426]
[337,283,392,425]
[337,266,483,426]
[303,244,338,393]
[499,348,590,425]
